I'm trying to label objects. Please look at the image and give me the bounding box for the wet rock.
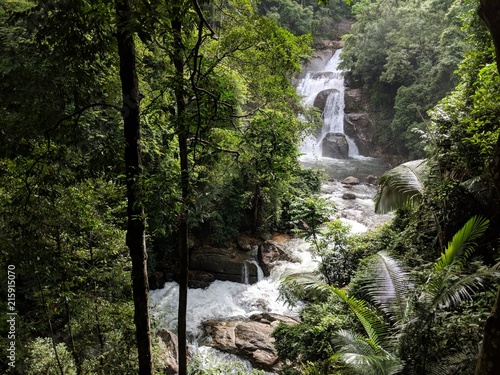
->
[321,132,349,159]
[365,175,378,185]
[342,192,356,200]
[344,113,374,156]
[157,329,179,375]
[341,176,360,185]
[203,314,298,372]
[188,270,215,289]
[190,247,259,286]
[313,89,340,111]
[237,237,252,252]
[258,240,298,277]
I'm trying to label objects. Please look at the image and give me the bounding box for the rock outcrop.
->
[341,176,360,185]
[342,192,356,200]
[157,329,179,375]
[203,313,299,372]
[258,240,298,277]
[313,88,339,111]
[321,132,349,159]
[190,247,260,287]
[344,88,365,113]
[344,113,374,156]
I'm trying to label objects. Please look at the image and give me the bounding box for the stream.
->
[149,48,392,373]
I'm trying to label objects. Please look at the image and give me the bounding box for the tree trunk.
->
[171,8,190,375]
[115,1,153,374]
[475,289,500,375]
[475,3,500,374]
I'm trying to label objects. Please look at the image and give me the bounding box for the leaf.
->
[331,287,391,349]
[361,252,412,322]
[434,215,489,272]
[374,159,427,214]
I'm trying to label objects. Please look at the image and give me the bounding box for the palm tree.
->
[280,216,497,374]
[374,159,428,214]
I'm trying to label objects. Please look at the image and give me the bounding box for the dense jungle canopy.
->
[1,0,500,374]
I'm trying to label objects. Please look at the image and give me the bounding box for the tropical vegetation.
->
[1,0,500,374]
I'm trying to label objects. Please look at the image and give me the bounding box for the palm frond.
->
[460,176,491,208]
[332,330,404,375]
[360,252,412,322]
[434,215,489,272]
[374,159,427,214]
[279,272,331,305]
[427,348,477,375]
[331,287,391,349]
[428,268,500,310]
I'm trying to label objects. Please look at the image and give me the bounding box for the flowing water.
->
[297,49,390,181]
[298,49,359,158]
[149,48,393,373]
[149,239,317,373]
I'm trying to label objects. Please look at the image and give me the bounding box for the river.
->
[149,48,392,374]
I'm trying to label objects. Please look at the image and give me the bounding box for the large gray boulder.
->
[203,313,299,372]
[321,132,349,159]
[313,89,339,111]
[344,113,374,156]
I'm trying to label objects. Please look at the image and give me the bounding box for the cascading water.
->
[149,48,393,374]
[149,239,318,372]
[298,49,359,158]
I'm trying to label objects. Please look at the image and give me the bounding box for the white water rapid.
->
[149,239,317,373]
[298,49,360,158]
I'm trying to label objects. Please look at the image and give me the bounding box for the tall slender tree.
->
[115,1,153,374]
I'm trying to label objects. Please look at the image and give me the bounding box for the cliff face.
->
[342,73,378,157]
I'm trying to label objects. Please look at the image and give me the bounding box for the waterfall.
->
[241,262,249,284]
[149,239,318,354]
[252,260,265,282]
[298,49,360,158]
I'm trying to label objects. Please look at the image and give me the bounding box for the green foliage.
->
[341,0,468,157]
[315,220,368,287]
[289,195,335,242]
[273,297,353,373]
[275,217,498,374]
[260,0,352,42]
[25,337,77,375]
[374,159,428,214]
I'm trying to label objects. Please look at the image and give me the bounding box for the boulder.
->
[342,192,356,200]
[258,240,298,277]
[203,313,299,372]
[190,247,259,286]
[157,329,179,375]
[321,132,349,159]
[344,113,374,156]
[313,89,339,111]
[365,175,378,185]
[341,176,360,185]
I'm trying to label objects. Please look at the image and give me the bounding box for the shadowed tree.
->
[115,0,153,373]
